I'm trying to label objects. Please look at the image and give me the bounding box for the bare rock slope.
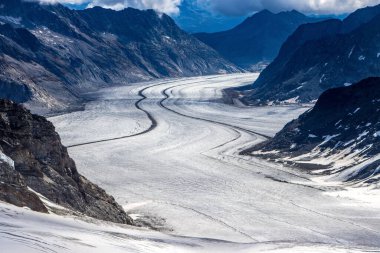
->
[240,4,380,105]
[0,99,132,224]
[246,77,380,184]
[0,0,240,112]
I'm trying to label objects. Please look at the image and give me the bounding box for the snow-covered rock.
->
[0,0,240,113]
[248,77,380,185]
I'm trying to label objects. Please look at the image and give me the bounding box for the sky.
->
[34,0,380,15]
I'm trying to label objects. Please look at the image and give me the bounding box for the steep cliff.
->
[0,99,132,224]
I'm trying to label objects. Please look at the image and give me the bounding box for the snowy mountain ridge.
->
[0,0,240,113]
[247,77,380,186]
[239,4,380,105]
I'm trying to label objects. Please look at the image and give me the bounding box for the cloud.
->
[198,0,380,16]
[33,0,89,4]
[27,0,380,16]
[88,0,182,14]
[32,0,182,14]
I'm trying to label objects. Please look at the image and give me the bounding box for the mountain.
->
[0,99,132,223]
[241,4,380,105]
[0,0,240,113]
[245,77,380,185]
[172,0,245,33]
[194,10,322,70]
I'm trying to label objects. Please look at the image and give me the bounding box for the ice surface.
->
[8,73,379,252]
[2,202,378,253]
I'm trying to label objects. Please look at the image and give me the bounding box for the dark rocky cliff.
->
[0,99,132,224]
[246,77,380,183]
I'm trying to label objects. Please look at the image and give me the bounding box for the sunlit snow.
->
[3,74,380,252]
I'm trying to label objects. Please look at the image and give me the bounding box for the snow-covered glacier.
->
[2,74,380,252]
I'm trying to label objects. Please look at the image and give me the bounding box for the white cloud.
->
[31,0,183,14]
[32,0,89,4]
[199,0,380,16]
[87,0,182,14]
[26,0,380,15]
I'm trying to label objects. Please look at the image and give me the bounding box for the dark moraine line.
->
[157,84,319,181]
[67,75,258,148]
[158,84,272,140]
[67,83,161,148]
[66,78,214,148]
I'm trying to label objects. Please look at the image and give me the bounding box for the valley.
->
[1,1,380,252]
[19,73,377,251]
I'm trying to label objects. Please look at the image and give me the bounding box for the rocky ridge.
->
[195,10,322,70]
[238,4,380,105]
[246,77,380,185]
[0,0,240,113]
[0,99,132,224]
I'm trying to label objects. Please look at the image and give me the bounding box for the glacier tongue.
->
[12,73,374,252]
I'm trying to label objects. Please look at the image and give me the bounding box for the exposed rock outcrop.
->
[245,77,380,184]
[0,155,48,213]
[0,0,240,113]
[0,99,132,224]
[239,4,380,105]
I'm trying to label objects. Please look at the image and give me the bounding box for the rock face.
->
[246,77,380,184]
[240,4,380,105]
[0,156,48,213]
[195,10,322,70]
[0,0,239,113]
[0,99,132,224]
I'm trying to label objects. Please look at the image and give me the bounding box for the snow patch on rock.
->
[0,151,14,168]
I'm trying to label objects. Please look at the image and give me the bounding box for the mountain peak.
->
[244,9,309,24]
[195,8,323,70]
[276,9,308,19]
[256,9,274,15]
[286,9,305,16]
[244,3,380,105]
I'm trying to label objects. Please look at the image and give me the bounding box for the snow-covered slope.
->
[2,201,377,253]
[240,4,380,105]
[248,77,380,187]
[0,0,240,113]
[45,74,380,252]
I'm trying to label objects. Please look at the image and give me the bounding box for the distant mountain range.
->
[195,10,323,70]
[246,77,380,185]
[0,0,240,113]
[240,4,380,105]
